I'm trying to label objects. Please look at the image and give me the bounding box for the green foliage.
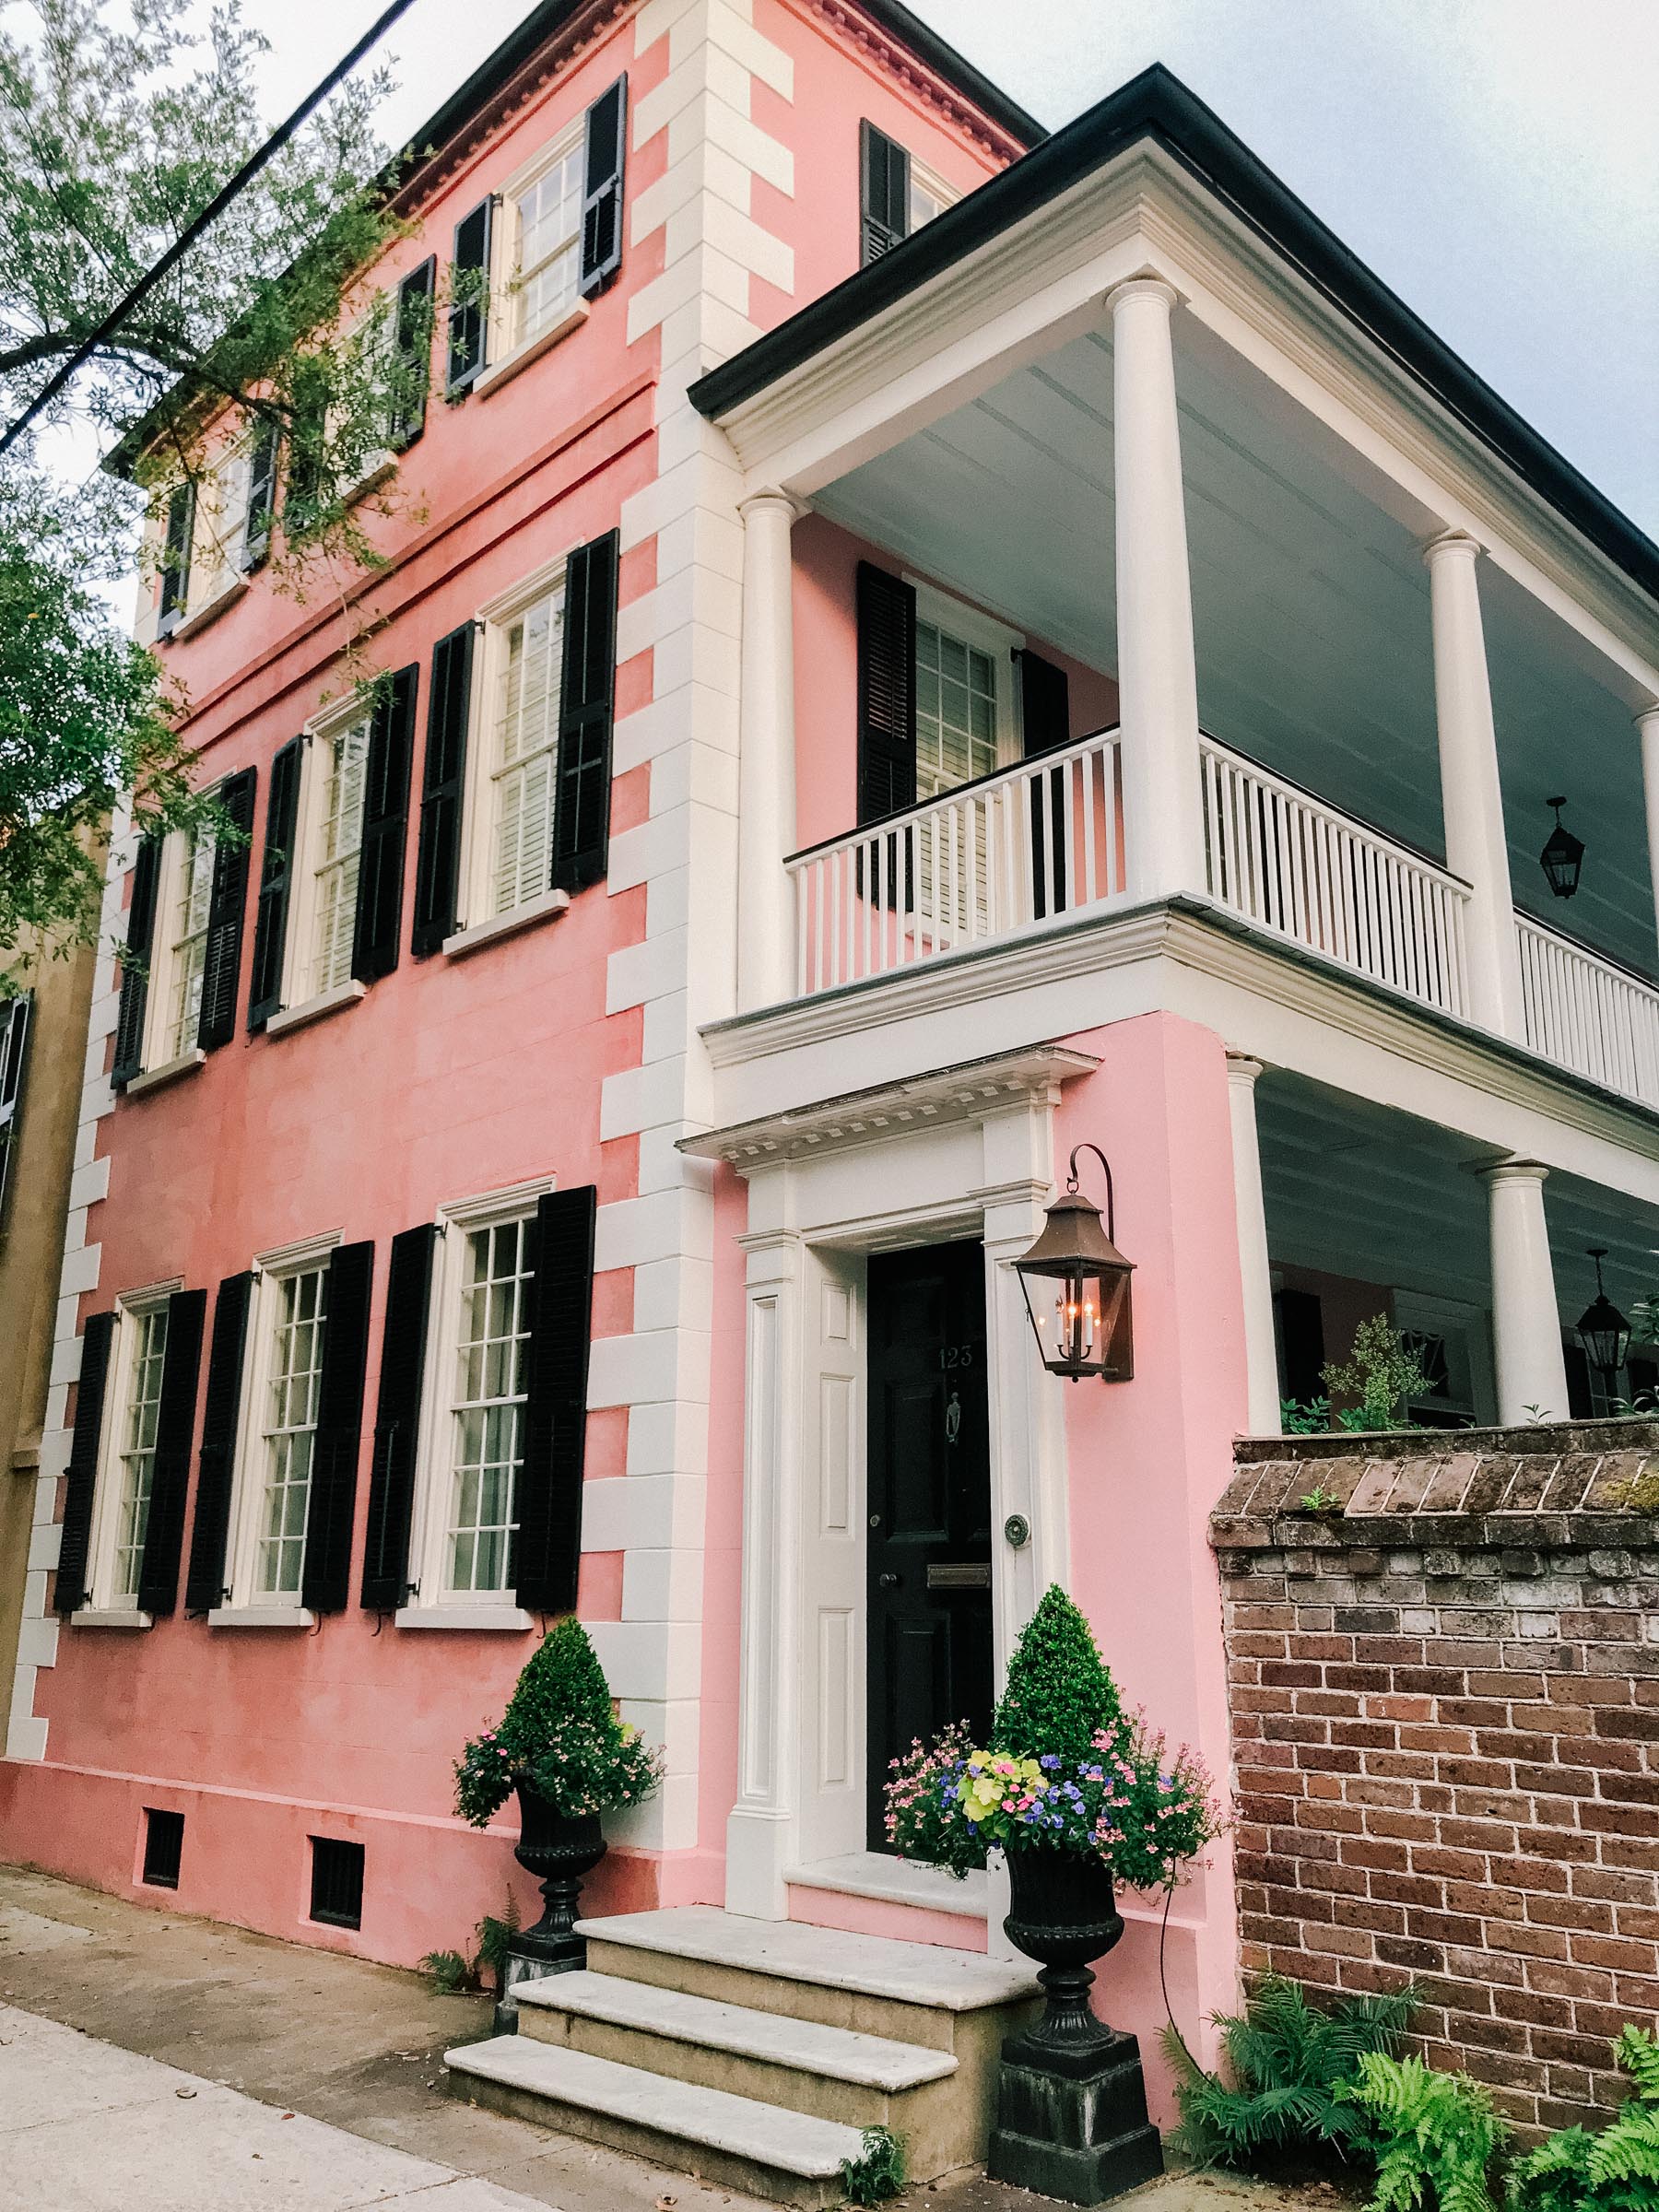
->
[420,1948,470,1995]
[992,1585,1123,1764]
[1299,1487,1343,1513]
[1323,1316,1433,1432]
[473,1897,521,1993]
[1281,1396,1333,1434]
[839,2124,907,2206]
[1508,2027,1659,2212]
[1346,2052,1510,2212]
[454,1618,664,1827]
[1164,1975,1418,2171]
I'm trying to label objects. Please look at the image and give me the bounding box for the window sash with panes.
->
[446,1213,537,1595]
[507,132,584,352]
[490,585,565,914]
[163,831,216,1061]
[255,1265,329,1595]
[908,160,955,233]
[112,1304,170,1601]
[914,618,1001,801]
[309,716,371,995]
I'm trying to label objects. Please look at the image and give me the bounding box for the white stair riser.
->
[449,2065,848,2209]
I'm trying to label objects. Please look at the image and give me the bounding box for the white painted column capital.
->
[1109,272,1205,902]
[1225,1052,1280,1435]
[1636,705,1659,962]
[1477,1155,1568,1424]
[1423,524,1524,1040]
[736,489,801,1013]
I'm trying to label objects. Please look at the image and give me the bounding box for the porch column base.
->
[988,2025,1164,2207]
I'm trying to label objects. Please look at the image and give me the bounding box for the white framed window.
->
[908,156,958,234]
[909,581,1023,799]
[222,1232,340,1613]
[83,1283,182,1615]
[494,125,586,363]
[161,830,215,1063]
[454,558,570,928]
[284,699,373,1010]
[404,1178,550,1620]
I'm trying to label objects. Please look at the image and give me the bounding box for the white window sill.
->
[394,1605,533,1632]
[265,980,366,1038]
[170,574,250,643]
[206,1605,316,1630]
[345,454,397,505]
[473,302,589,399]
[443,888,570,962]
[73,1607,154,1631]
[124,1048,206,1099]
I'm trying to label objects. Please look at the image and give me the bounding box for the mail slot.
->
[926,1561,992,1590]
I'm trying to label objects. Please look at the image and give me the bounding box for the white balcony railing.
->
[1518,918,1659,1110]
[786,728,1124,995]
[1200,738,1472,1020]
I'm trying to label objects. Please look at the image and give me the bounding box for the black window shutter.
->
[513,1185,596,1615]
[55,1312,114,1614]
[1020,651,1071,920]
[855,562,917,824]
[112,836,163,1088]
[580,76,628,297]
[158,480,195,636]
[196,767,257,1052]
[0,991,33,1229]
[410,624,476,954]
[859,120,909,265]
[552,532,619,893]
[301,1241,375,1614]
[242,424,280,571]
[390,256,436,450]
[351,665,418,983]
[135,1288,206,1617]
[248,736,303,1030]
[184,1273,253,1613]
[359,1222,436,1611]
[447,198,493,394]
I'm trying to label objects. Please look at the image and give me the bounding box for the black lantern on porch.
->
[1015,1144,1135,1382]
[1577,1248,1630,1382]
[1540,796,1585,900]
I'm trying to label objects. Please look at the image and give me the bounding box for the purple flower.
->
[1039,1754,1060,1771]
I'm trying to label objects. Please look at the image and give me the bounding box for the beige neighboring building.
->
[0,935,96,1705]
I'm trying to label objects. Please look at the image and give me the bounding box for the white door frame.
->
[713,1065,1082,1921]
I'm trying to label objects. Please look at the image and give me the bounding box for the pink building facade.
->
[8,0,1659,2128]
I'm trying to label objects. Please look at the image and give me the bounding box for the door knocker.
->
[945,1390,961,1446]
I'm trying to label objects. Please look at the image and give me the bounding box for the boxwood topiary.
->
[992,1584,1124,1765]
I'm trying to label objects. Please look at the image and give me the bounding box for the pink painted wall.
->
[791,512,1121,854]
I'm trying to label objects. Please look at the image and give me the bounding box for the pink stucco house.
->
[6,0,1659,2188]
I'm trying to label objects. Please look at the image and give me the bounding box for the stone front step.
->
[444,2035,866,2209]
[516,1967,959,2137]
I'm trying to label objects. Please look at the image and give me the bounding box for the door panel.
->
[866,1239,994,1850]
[800,1251,867,1863]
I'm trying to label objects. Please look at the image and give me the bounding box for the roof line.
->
[688,63,1659,610]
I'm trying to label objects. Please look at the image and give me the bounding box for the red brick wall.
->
[1210,1423,1659,2133]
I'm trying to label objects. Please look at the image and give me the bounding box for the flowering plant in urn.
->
[454,1616,662,1827]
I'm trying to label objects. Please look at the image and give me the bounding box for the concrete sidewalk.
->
[0,1865,1345,2212]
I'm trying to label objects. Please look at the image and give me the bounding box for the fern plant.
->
[840,2124,907,2206]
[1507,2027,1659,2212]
[1345,2053,1510,2212]
[1165,1975,1418,2169]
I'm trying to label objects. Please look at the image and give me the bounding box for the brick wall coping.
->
[1213,1422,1659,1555]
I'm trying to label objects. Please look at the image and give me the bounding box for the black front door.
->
[865,1239,994,1850]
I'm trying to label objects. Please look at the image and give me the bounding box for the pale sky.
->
[225,0,1659,540]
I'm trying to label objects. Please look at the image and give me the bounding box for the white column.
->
[1424,531,1524,1038]
[1226,1053,1281,1436]
[1637,706,1659,959]
[1109,276,1206,902]
[1479,1159,1569,1424]
[736,490,800,1013]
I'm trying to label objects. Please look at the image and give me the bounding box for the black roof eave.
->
[689,64,1659,612]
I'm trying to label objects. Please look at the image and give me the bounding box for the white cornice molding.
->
[679,1044,1100,1170]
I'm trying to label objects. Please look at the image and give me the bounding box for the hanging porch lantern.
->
[1577,1247,1630,1381]
[1540,796,1585,900]
[1015,1143,1135,1382]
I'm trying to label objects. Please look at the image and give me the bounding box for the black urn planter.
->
[987,1848,1164,2207]
[500,1783,606,2009]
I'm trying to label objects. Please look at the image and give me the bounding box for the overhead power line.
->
[0,0,421,463]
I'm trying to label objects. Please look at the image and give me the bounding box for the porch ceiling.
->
[813,316,1655,977]
[1255,1068,1659,1325]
